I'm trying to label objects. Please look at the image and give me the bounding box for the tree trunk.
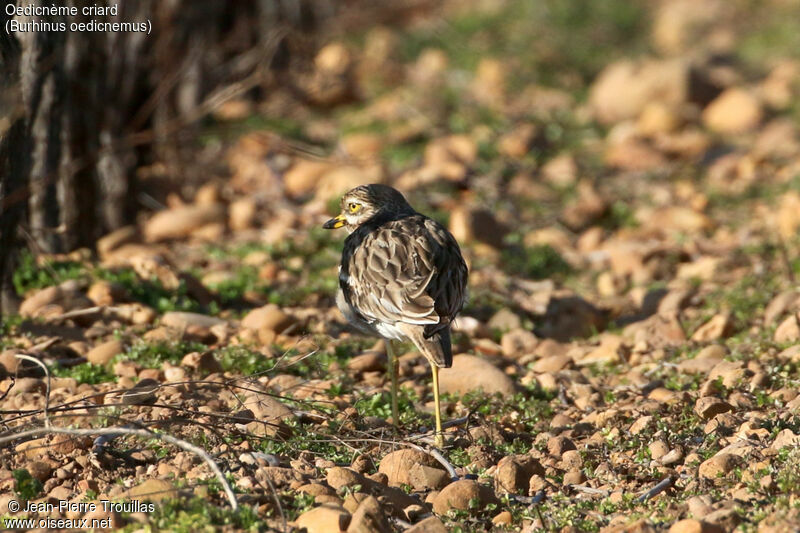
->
[0,0,356,319]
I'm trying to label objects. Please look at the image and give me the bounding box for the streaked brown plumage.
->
[323,184,468,445]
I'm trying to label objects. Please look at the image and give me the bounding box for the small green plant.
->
[124,340,208,368]
[13,250,88,295]
[96,267,202,313]
[216,345,275,376]
[502,244,572,280]
[52,363,116,385]
[150,496,264,532]
[13,469,43,500]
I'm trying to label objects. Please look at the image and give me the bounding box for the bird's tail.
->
[399,322,453,368]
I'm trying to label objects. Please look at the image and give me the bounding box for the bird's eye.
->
[348,202,360,213]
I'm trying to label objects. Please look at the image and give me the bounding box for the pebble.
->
[438,354,516,396]
[296,504,351,533]
[432,479,498,515]
[378,449,441,487]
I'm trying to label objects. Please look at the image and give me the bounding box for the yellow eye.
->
[348,202,360,213]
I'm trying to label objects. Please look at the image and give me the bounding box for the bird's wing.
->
[422,217,469,332]
[343,216,466,328]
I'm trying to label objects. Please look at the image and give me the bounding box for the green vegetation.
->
[148,497,264,532]
[502,243,573,280]
[216,345,275,376]
[52,362,116,385]
[124,340,209,369]
[13,469,43,500]
[12,250,88,295]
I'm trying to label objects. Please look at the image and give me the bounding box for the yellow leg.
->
[386,340,400,425]
[432,364,444,448]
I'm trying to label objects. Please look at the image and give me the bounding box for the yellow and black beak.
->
[323,213,346,230]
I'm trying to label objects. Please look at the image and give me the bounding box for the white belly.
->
[336,289,407,341]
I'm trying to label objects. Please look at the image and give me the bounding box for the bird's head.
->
[323,184,413,232]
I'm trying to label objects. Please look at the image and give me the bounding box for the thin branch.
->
[637,476,674,502]
[14,354,51,427]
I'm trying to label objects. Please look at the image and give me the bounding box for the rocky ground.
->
[3,0,800,531]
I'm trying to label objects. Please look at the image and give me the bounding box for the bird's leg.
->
[431,364,444,448]
[386,340,400,426]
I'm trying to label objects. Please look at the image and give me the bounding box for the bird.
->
[323,184,468,447]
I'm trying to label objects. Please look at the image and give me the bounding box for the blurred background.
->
[2,1,800,529]
[2,0,800,315]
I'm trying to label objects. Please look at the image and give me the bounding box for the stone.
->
[405,516,448,533]
[379,449,441,487]
[548,436,577,456]
[698,453,739,480]
[630,416,654,435]
[472,58,507,107]
[256,467,308,488]
[110,303,157,325]
[691,314,734,341]
[245,393,295,437]
[432,479,498,515]
[488,308,522,332]
[648,440,670,461]
[86,339,123,366]
[87,280,127,305]
[449,206,508,248]
[126,479,178,502]
[702,88,762,134]
[532,355,572,373]
[637,102,683,135]
[669,519,725,533]
[12,377,46,395]
[652,0,725,55]
[678,345,726,374]
[708,360,749,388]
[777,192,800,240]
[408,463,450,491]
[605,138,668,171]
[577,335,627,366]
[316,166,384,204]
[438,355,516,396]
[563,470,586,485]
[161,312,226,330]
[770,429,800,451]
[497,123,539,158]
[624,313,686,348]
[19,282,93,318]
[97,225,140,257]
[541,153,578,187]
[143,203,226,242]
[26,460,53,482]
[347,495,392,533]
[677,256,721,281]
[774,313,800,344]
[536,294,607,341]
[347,351,385,374]
[296,504,351,533]
[285,160,334,198]
[694,397,733,420]
[561,181,608,231]
[494,455,545,495]
[500,328,538,359]
[561,450,583,470]
[229,198,257,231]
[764,290,800,325]
[589,59,709,125]
[326,467,418,514]
[241,304,295,333]
[181,351,223,374]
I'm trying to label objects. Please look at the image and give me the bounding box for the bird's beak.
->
[323,213,346,230]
